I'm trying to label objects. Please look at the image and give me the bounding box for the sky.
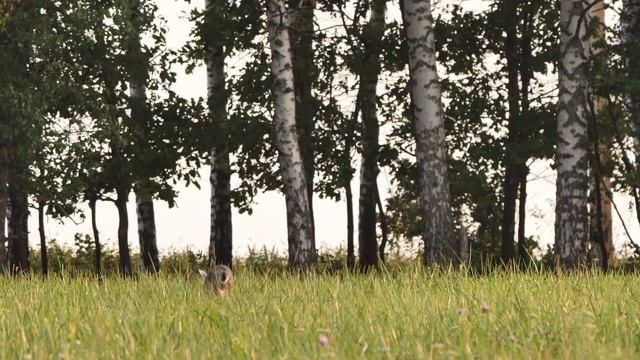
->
[26,0,640,260]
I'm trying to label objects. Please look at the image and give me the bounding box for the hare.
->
[198,265,234,295]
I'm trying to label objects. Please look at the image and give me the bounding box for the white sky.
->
[26,0,640,260]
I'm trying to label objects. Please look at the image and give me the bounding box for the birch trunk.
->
[136,190,160,272]
[357,0,385,270]
[402,0,456,267]
[267,0,316,271]
[555,0,592,270]
[129,0,160,273]
[205,0,233,268]
[290,0,317,242]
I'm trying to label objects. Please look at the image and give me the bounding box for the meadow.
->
[1,267,639,359]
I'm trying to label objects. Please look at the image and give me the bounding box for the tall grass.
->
[1,268,639,359]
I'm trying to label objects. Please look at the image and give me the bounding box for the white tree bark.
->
[555,0,592,269]
[267,0,316,271]
[402,0,456,266]
[205,0,233,268]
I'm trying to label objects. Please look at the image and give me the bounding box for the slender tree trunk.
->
[459,224,469,265]
[8,185,29,274]
[0,144,8,272]
[136,190,160,272]
[589,149,609,271]
[266,0,316,272]
[555,0,592,270]
[376,182,389,264]
[209,149,233,268]
[402,0,456,267]
[500,1,519,265]
[38,201,48,277]
[115,187,133,276]
[518,8,533,268]
[205,0,233,268]
[517,166,531,267]
[598,159,615,267]
[88,192,102,279]
[346,183,355,270]
[623,0,640,160]
[620,0,640,246]
[289,0,317,242]
[585,3,614,270]
[129,0,160,274]
[357,0,385,271]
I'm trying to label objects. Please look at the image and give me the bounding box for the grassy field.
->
[1,268,639,359]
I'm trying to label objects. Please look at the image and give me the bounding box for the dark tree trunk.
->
[346,183,355,270]
[376,182,389,264]
[115,187,133,277]
[517,4,534,269]
[517,166,531,268]
[136,191,160,273]
[357,0,385,271]
[289,0,317,243]
[209,150,233,268]
[501,167,519,264]
[88,192,102,279]
[38,201,48,277]
[8,186,29,274]
[590,5,615,270]
[204,1,233,268]
[591,151,609,272]
[358,159,379,271]
[500,1,519,265]
[0,144,9,271]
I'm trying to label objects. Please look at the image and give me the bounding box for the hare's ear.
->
[198,269,208,279]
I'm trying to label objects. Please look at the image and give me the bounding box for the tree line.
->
[0,0,638,277]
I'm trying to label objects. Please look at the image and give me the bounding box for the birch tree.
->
[266,0,316,271]
[129,0,160,273]
[357,0,385,270]
[555,0,592,269]
[289,0,317,242]
[402,0,456,266]
[205,0,233,268]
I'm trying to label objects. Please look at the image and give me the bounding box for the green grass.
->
[1,268,639,359]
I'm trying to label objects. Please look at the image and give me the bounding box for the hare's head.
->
[198,265,234,295]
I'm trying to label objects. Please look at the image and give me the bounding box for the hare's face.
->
[198,265,234,295]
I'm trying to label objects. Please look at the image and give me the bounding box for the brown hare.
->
[198,265,234,295]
